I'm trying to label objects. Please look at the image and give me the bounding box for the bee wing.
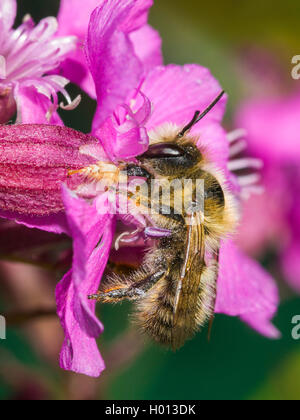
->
[173,212,205,321]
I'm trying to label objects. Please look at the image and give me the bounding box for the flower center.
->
[0,16,73,82]
[0,15,79,119]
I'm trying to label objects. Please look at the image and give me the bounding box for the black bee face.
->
[137,140,202,177]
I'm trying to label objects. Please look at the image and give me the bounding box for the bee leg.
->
[88,269,166,303]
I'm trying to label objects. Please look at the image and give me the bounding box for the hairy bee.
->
[89,92,238,349]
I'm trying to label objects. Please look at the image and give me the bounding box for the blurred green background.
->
[0,0,300,400]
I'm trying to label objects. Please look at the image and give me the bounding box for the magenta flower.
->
[56,0,103,98]
[0,124,103,233]
[236,91,300,293]
[86,0,162,128]
[0,0,84,125]
[57,51,281,375]
[0,0,279,377]
[57,0,162,100]
[0,0,162,125]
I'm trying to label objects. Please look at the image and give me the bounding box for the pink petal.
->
[240,312,281,339]
[0,210,69,235]
[236,92,300,163]
[215,240,280,339]
[56,270,105,377]
[87,0,143,130]
[237,174,289,256]
[281,241,300,293]
[0,124,99,217]
[120,0,154,33]
[57,0,100,38]
[142,64,226,131]
[0,0,16,33]
[280,173,300,292]
[58,1,161,99]
[0,55,6,79]
[141,64,229,169]
[15,85,63,125]
[95,91,151,161]
[56,53,96,99]
[57,0,100,98]
[56,188,115,377]
[129,24,163,74]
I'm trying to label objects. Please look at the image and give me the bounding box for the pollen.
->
[68,162,122,186]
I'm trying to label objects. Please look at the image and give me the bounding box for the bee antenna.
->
[177,90,225,138]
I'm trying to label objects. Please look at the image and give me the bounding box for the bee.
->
[89,91,238,349]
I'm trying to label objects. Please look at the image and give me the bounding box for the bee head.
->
[137,140,201,176]
[137,91,225,177]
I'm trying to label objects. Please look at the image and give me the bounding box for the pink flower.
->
[0,124,104,233]
[0,0,164,377]
[56,0,166,377]
[59,63,280,376]
[56,0,103,98]
[0,0,279,377]
[236,91,300,293]
[0,0,162,125]
[57,0,162,100]
[0,0,83,124]
[86,0,162,128]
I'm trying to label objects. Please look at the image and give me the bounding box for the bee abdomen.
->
[135,280,175,346]
[134,258,218,349]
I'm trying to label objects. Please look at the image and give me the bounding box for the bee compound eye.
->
[140,143,185,159]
